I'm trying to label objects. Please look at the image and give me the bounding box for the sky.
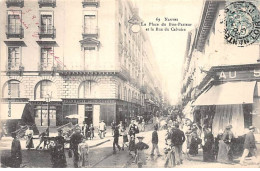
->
[135,0,204,105]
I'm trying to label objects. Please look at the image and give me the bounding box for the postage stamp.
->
[224,1,260,47]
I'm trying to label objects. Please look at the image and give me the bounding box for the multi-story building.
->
[181,0,260,137]
[0,0,164,133]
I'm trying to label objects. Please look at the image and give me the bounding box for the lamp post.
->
[128,8,142,33]
[45,94,51,136]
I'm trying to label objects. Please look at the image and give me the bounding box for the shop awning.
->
[0,103,26,119]
[192,81,256,106]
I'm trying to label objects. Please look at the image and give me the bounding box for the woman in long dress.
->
[217,126,234,164]
[202,128,215,162]
[189,131,201,156]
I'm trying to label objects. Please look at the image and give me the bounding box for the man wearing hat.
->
[240,126,259,165]
[135,136,149,168]
[70,127,84,167]
[167,122,185,165]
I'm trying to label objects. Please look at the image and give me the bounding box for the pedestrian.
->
[70,127,84,168]
[240,126,259,166]
[169,123,186,165]
[150,125,161,156]
[25,126,34,150]
[129,119,139,136]
[113,126,121,154]
[36,128,48,150]
[118,121,125,134]
[121,128,128,151]
[111,120,116,136]
[135,136,149,168]
[217,125,234,164]
[78,138,89,168]
[52,136,67,169]
[82,121,89,139]
[164,139,175,168]
[189,131,201,156]
[98,120,106,139]
[11,132,22,168]
[89,124,94,140]
[214,129,223,160]
[129,135,136,156]
[202,127,215,162]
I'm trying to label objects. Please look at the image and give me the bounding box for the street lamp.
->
[128,8,143,33]
[45,93,51,136]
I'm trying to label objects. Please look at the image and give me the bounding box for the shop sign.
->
[216,69,260,81]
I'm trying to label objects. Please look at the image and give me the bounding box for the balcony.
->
[38,26,56,39]
[6,25,24,39]
[119,66,130,81]
[6,0,24,8]
[38,0,56,8]
[82,26,99,39]
[82,0,100,8]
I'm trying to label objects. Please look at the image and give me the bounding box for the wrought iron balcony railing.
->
[6,25,24,39]
[82,26,99,39]
[38,26,56,39]
[82,0,100,8]
[6,0,24,8]
[38,0,56,8]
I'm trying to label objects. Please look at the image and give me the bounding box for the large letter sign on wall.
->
[219,71,226,79]
[229,71,236,78]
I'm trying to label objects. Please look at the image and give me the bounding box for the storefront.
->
[192,64,260,137]
[0,99,28,134]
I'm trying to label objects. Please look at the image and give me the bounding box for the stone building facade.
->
[0,0,164,133]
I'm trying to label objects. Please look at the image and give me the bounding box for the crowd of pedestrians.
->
[6,114,259,168]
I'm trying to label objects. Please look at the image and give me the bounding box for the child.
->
[135,136,149,168]
[128,135,135,156]
[122,128,128,151]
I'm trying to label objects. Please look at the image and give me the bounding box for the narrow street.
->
[1,125,260,168]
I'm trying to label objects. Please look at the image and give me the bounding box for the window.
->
[6,10,23,38]
[35,105,56,126]
[41,47,54,70]
[84,14,97,34]
[79,81,99,98]
[39,11,55,38]
[8,14,21,33]
[35,80,57,99]
[84,46,97,70]
[2,80,20,98]
[40,14,53,33]
[8,47,20,70]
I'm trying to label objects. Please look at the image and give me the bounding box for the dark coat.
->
[170,128,186,146]
[152,131,158,144]
[244,131,256,149]
[11,138,22,167]
[70,132,83,150]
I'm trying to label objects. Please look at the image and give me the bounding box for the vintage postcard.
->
[0,0,260,168]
